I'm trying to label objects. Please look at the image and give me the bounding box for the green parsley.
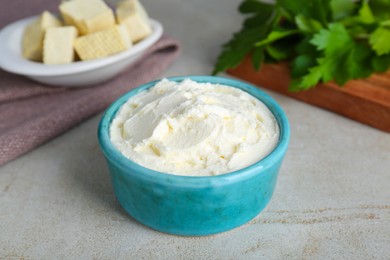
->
[213,0,390,91]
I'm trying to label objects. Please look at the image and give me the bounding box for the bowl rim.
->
[0,15,163,76]
[98,76,290,187]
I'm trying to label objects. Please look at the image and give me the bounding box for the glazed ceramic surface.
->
[98,76,290,236]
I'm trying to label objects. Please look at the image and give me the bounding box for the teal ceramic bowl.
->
[98,76,290,236]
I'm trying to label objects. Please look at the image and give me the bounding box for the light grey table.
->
[1,0,390,259]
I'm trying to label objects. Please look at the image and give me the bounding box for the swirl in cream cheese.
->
[110,79,279,176]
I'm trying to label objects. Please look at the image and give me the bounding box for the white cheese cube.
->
[43,26,78,64]
[74,25,132,61]
[22,11,62,61]
[116,0,152,42]
[59,0,115,35]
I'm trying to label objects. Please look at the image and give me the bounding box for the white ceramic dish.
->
[0,15,163,87]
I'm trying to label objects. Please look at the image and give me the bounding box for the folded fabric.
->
[0,35,180,166]
[0,0,180,166]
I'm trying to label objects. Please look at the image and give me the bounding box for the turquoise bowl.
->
[98,76,290,236]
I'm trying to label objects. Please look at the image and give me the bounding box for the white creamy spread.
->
[110,79,279,176]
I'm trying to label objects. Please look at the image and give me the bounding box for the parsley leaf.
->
[213,0,390,91]
[369,25,390,55]
[252,47,265,70]
[372,54,390,72]
[212,27,267,75]
[357,0,375,24]
[370,0,390,21]
[310,23,353,54]
[277,0,331,25]
[295,23,374,90]
[212,0,276,75]
[330,0,355,20]
[295,15,323,33]
[255,28,300,48]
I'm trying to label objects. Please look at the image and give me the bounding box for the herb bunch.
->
[213,0,390,91]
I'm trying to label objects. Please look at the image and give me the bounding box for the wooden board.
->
[227,56,390,132]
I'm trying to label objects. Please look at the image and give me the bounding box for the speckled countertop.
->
[1,0,389,259]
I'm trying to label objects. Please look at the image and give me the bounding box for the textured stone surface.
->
[1,0,390,259]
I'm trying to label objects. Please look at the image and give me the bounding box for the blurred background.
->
[139,0,243,76]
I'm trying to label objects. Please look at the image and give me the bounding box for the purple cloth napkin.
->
[0,1,180,166]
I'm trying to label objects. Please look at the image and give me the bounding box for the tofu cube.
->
[43,26,78,64]
[22,11,62,61]
[74,25,132,61]
[59,0,115,35]
[116,0,152,42]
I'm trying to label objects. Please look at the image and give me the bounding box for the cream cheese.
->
[110,79,279,176]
